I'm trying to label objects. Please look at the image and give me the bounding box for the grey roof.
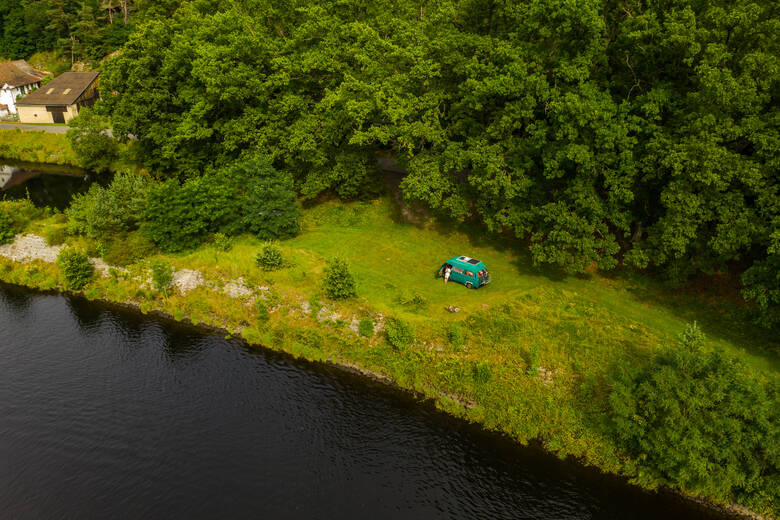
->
[17,72,99,106]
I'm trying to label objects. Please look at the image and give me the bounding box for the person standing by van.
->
[444,265,452,284]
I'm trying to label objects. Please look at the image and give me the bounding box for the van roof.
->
[445,256,487,270]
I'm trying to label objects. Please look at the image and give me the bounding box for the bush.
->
[324,257,357,300]
[256,300,270,325]
[143,174,244,253]
[66,171,150,239]
[447,322,464,350]
[609,323,779,510]
[385,318,413,350]
[66,107,118,172]
[149,259,174,295]
[256,244,284,271]
[212,232,232,252]
[57,249,94,290]
[102,232,157,266]
[472,361,492,385]
[239,157,300,240]
[358,318,374,337]
[0,210,15,244]
[43,225,67,246]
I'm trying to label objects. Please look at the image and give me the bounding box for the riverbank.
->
[0,196,776,519]
[0,129,79,166]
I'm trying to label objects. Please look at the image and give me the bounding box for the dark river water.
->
[0,283,728,520]
[0,160,92,209]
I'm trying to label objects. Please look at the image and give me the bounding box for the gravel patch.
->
[0,234,62,263]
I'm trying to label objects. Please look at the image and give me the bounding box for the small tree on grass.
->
[385,318,413,350]
[609,323,779,509]
[149,259,174,296]
[256,243,284,271]
[57,249,94,290]
[324,258,356,300]
[0,210,15,244]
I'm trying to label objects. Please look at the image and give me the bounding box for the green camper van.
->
[438,256,491,289]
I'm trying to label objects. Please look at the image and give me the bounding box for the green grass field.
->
[0,129,78,165]
[3,195,777,513]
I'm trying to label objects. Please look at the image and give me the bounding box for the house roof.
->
[16,71,100,106]
[0,61,44,88]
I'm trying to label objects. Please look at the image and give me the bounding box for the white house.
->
[0,61,46,117]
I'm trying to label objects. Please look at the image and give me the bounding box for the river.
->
[0,283,728,519]
[0,160,92,210]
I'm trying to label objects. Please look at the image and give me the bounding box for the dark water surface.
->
[0,160,91,209]
[0,283,728,520]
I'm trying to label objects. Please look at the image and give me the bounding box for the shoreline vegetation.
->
[0,191,776,519]
[0,129,79,166]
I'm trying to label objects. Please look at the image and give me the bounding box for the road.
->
[0,123,69,134]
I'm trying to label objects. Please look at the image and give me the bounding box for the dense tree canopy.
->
[99,0,778,303]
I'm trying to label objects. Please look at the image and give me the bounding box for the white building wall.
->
[0,83,40,114]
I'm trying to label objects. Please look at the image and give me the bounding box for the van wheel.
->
[465,282,473,289]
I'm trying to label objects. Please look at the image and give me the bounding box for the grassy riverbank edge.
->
[0,129,79,166]
[0,223,773,519]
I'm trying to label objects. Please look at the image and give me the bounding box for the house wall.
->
[0,83,40,114]
[17,105,55,123]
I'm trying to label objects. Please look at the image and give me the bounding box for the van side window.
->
[452,266,464,274]
[465,271,474,277]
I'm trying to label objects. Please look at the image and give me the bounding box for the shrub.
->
[308,294,322,317]
[358,318,374,337]
[143,174,244,253]
[57,249,94,290]
[239,157,300,239]
[324,258,357,300]
[472,361,492,385]
[66,107,118,172]
[609,323,779,510]
[447,323,464,350]
[385,318,413,350]
[212,232,232,252]
[256,300,270,325]
[66,171,150,239]
[43,225,67,246]
[149,259,174,295]
[256,244,284,271]
[397,291,427,308]
[102,232,157,266]
[0,210,15,244]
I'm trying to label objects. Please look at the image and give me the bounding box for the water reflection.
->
[0,160,93,209]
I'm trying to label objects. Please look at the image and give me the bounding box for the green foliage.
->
[212,233,232,252]
[256,244,284,271]
[67,171,150,239]
[239,158,300,240]
[527,344,540,377]
[256,300,270,325]
[324,258,357,300]
[66,108,118,172]
[609,324,779,511]
[102,231,157,266]
[472,362,492,386]
[358,318,373,338]
[56,249,93,290]
[385,318,413,350]
[148,259,173,296]
[742,254,780,329]
[43,224,67,246]
[0,209,15,244]
[447,323,464,350]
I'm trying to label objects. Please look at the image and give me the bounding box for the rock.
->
[172,269,205,295]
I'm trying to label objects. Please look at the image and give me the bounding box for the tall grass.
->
[0,130,79,165]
